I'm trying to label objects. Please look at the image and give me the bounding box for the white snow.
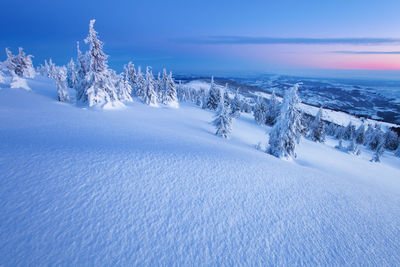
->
[10,76,31,91]
[1,76,400,265]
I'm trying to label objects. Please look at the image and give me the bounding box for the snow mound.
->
[10,76,31,91]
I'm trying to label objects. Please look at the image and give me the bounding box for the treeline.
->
[1,19,399,162]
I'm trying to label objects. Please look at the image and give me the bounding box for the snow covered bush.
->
[267,83,302,158]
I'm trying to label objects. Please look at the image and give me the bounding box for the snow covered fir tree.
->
[213,98,233,139]
[205,77,221,110]
[76,19,119,107]
[267,84,303,158]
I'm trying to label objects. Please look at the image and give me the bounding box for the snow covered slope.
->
[1,77,400,265]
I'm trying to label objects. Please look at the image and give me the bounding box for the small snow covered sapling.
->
[213,99,233,139]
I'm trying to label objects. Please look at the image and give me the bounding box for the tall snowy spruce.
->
[78,19,119,107]
[308,107,325,143]
[267,84,302,158]
[162,72,179,107]
[213,98,233,139]
[206,76,221,110]
[143,66,158,106]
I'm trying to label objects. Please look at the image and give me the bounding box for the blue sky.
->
[2,0,400,75]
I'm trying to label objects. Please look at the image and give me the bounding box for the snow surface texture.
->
[1,77,400,265]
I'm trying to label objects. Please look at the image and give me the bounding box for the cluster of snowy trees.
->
[325,120,400,162]
[251,83,400,162]
[2,19,399,162]
[36,20,179,108]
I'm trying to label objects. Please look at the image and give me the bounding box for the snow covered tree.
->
[223,84,231,109]
[143,66,158,106]
[153,72,161,101]
[230,88,241,119]
[363,124,375,146]
[267,83,302,158]
[55,66,70,102]
[384,130,398,151]
[205,76,221,110]
[124,62,137,96]
[66,58,77,89]
[346,127,360,155]
[347,136,360,155]
[355,123,366,144]
[79,19,119,107]
[75,41,90,101]
[213,98,233,139]
[343,122,356,140]
[45,59,57,79]
[335,127,345,150]
[367,125,384,150]
[195,88,206,107]
[265,90,280,125]
[370,131,385,162]
[135,66,146,99]
[162,72,179,107]
[115,72,133,102]
[254,97,267,125]
[5,47,35,78]
[308,107,325,143]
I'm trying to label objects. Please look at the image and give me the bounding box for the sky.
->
[1,0,400,76]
